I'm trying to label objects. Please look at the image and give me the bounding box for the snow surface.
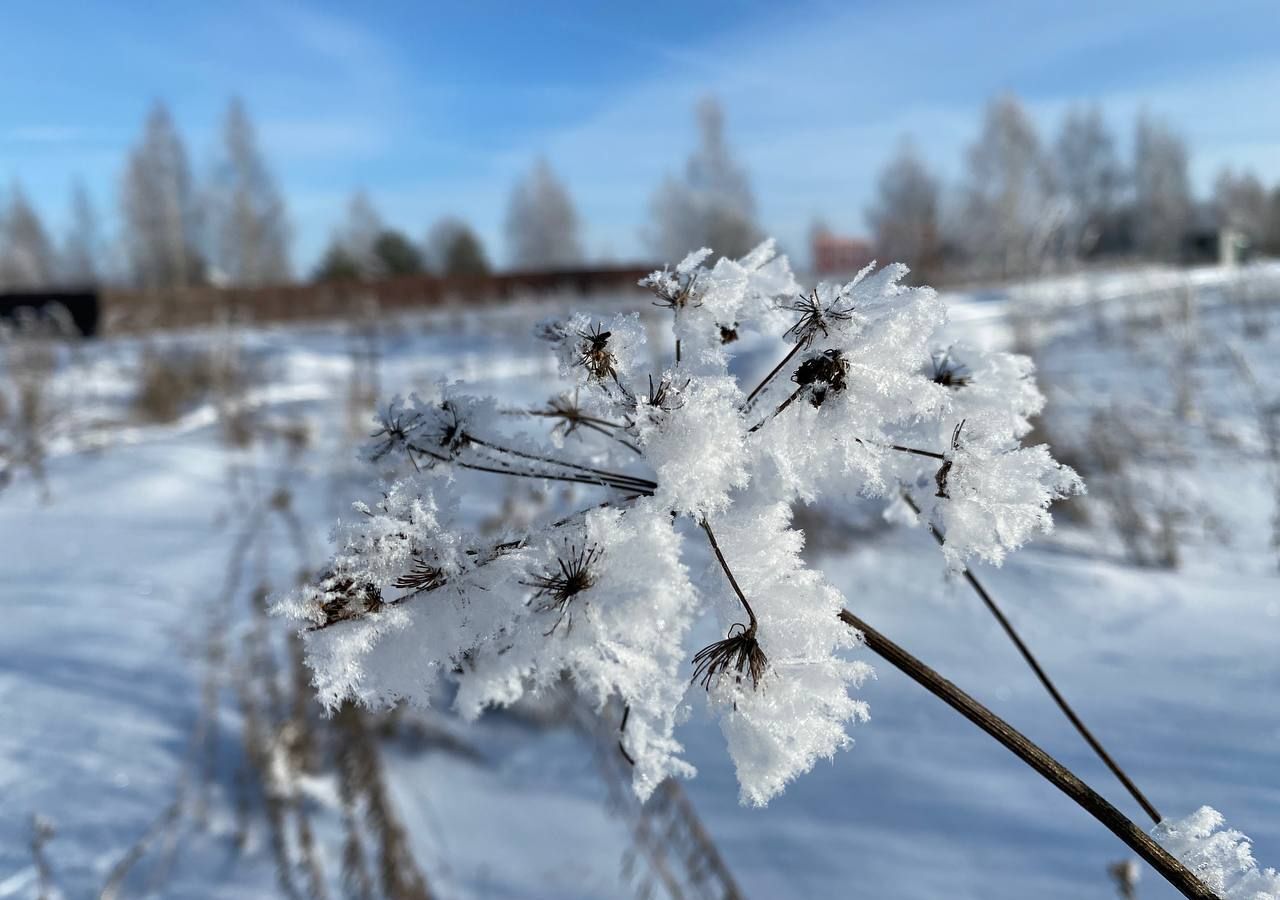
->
[3,270,1279,899]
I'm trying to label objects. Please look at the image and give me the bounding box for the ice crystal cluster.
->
[1155,807,1280,899]
[281,240,1081,805]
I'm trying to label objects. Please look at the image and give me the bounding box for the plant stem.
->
[741,342,804,410]
[838,609,1215,900]
[465,434,656,491]
[900,492,1161,823]
[700,520,758,628]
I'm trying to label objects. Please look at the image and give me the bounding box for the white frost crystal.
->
[1156,807,1280,899]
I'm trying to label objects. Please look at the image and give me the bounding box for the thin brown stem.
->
[699,520,757,627]
[900,492,1162,823]
[838,609,1216,900]
[409,442,655,494]
[742,342,805,410]
[465,434,656,490]
[747,387,803,434]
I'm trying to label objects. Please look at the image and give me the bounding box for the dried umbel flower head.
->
[718,323,739,344]
[288,238,1082,807]
[574,323,617,382]
[392,555,448,595]
[691,621,768,691]
[314,571,384,628]
[930,348,973,388]
[523,542,601,634]
[793,349,849,408]
[368,402,422,463]
[782,287,856,346]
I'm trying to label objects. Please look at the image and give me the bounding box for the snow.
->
[2,266,1279,898]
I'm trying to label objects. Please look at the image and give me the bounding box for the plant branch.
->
[838,609,1216,900]
[900,492,1162,823]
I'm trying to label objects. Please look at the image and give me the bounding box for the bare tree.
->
[121,102,204,290]
[505,158,583,271]
[1133,114,1192,262]
[207,98,291,286]
[1213,167,1269,248]
[1054,105,1123,258]
[60,181,102,285]
[959,94,1057,278]
[649,97,761,261]
[0,182,56,289]
[341,190,383,277]
[865,139,940,282]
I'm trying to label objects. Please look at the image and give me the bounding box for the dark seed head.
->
[783,288,855,347]
[317,571,383,626]
[574,324,618,382]
[523,543,601,634]
[691,622,768,691]
[793,349,849,407]
[930,349,972,389]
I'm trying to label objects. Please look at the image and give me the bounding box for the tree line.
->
[6,92,1270,293]
[866,94,1280,284]
[0,95,763,292]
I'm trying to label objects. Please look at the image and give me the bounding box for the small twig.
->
[900,492,1162,824]
[839,609,1216,900]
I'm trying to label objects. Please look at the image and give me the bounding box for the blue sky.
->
[2,0,1278,272]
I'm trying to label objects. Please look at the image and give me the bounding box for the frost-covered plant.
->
[1155,807,1280,900]
[281,239,1082,807]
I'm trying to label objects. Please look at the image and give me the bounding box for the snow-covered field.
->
[3,267,1279,899]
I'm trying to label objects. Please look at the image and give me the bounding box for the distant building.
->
[811,229,875,276]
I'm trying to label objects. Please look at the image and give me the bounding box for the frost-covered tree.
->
[1054,105,1124,258]
[505,158,583,270]
[1133,114,1192,262]
[959,95,1057,278]
[0,182,56,289]
[424,217,489,277]
[649,98,761,262]
[1213,168,1269,247]
[121,102,205,290]
[865,139,940,283]
[207,98,291,286]
[60,181,102,285]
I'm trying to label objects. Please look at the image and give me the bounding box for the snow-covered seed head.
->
[793,349,849,408]
[934,420,966,499]
[718,322,739,344]
[368,405,422,462]
[691,621,768,691]
[392,554,448,594]
[644,374,687,414]
[315,571,383,627]
[647,270,702,311]
[539,392,592,439]
[930,349,973,388]
[782,288,855,346]
[424,400,469,457]
[574,324,617,382]
[523,542,601,635]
